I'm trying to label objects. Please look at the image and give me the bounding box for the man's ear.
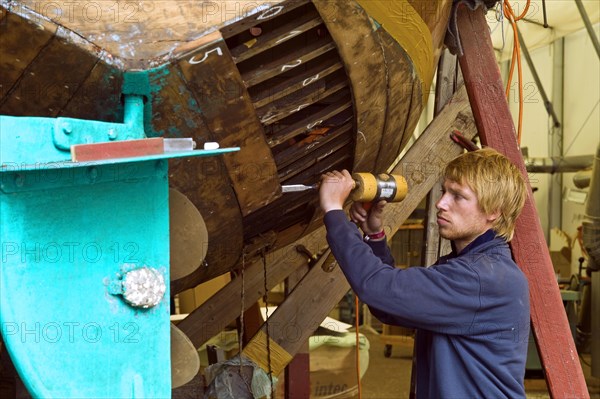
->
[486,209,501,223]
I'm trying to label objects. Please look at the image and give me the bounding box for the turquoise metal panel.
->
[1,161,172,398]
[1,89,239,397]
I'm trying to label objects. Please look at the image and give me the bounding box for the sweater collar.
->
[450,229,497,257]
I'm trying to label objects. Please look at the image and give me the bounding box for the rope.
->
[262,250,274,397]
[503,0,531,145]
[239,253,246,378]
[355,294,362,398]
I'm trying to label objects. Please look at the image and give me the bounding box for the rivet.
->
[88,167,98,181]
[108,129,117,140]
[14,174,24,187]
[62,123,72,135]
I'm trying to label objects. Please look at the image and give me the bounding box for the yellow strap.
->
[355,0,434,105]
[242,330,293,376]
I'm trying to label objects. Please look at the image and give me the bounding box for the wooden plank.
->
[278,131,353,181]
[267,94,351,147]
[373,29,420,172]
[284,256,311,399]
[178,34,281,216]
[251,57,343,108]
[13,0,279,68]
[242,250,350,376]
[0,35,97,117]
[284,150,352,184]
[424,49,459,266]
[456,7,589,398]
[242,191,316,241]
[60,62,123,122]
[313,0,387,173]
[257,78,346,126]
[241,38,336,87]
[230,9,322,63]
[151,66,245,292]
[177,226,327,348]
[221,0,311,39]
[0,12,56,104]
[274,122,353,169]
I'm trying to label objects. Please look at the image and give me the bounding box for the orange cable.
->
[503,0,528,144]
[355,294,362,398]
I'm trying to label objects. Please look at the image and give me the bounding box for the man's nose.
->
[436,194,447,210]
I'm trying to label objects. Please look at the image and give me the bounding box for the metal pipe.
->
[574,0,600,59]
[525,154,594,174]
[583,144,600,270]
[541,0,549,28]
[574,169,592,189]
[517,29,561,128]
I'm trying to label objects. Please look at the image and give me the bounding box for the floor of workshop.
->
[357,327,600,399]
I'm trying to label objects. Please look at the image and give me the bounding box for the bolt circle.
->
[121,267,166,308]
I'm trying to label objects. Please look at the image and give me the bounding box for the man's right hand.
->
[319,170,355,213]
[349,200,386,236]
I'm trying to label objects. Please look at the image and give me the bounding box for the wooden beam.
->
[241,250,349,377]
[177,225,328,348]
[284,257,311,399]
[456,6,589,398]
[385,85,477,240]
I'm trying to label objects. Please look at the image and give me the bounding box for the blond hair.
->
[444,148,528,241]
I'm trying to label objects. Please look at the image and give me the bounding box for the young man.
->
[319,148,530,398]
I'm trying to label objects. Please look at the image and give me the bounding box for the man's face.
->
[435,178,496,254]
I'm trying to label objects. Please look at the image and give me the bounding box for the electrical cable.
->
[355,294,362,399]
[503,0,531,144]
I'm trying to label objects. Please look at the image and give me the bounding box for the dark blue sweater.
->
[324,210,530,399]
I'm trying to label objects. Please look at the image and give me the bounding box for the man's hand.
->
[319,170,355,213]
[350,200,386,236]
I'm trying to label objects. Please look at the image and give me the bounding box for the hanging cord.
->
[355,294,362,398]
[239,253,246,378]
[503,0,531,145]
[262,250,274,397]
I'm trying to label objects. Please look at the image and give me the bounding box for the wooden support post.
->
[385,85,477,239]
[284,263,311,399]
[456,6,589,398]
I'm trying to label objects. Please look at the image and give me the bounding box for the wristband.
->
[363,230,385,242]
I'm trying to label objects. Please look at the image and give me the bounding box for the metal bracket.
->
[52,95,146,151]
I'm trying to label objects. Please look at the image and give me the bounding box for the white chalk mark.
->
[281,59,302,71]
[189,47,223,64]
[257,6,284,20]
[276,30,301,44]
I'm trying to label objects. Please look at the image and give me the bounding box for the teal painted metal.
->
[0,95,238,398]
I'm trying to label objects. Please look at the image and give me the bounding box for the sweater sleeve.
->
[324,210,481,332]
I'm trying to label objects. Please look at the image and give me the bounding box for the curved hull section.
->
[0,0,452,290]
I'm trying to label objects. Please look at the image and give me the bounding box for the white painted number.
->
[303,74,320,86]
[257,6,284,20]
[281,59,302,71]
[307,120,323,129]
[189,47,223,64]
[276,30,301,44]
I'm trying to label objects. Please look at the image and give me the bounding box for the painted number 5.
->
[189,47,223,65]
